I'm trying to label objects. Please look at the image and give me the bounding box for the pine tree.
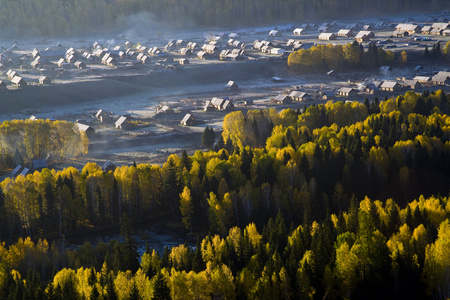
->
[202,126,216,149]
[152,271,171,300]
[119,214,140,273]
[128,282,142,300]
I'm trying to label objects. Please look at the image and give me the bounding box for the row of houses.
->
[293,22,389,35]
[396,22,450,35]
[10,158,48,177]
[317,30,375,42]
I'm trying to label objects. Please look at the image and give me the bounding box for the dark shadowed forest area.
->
[0,0,448,37]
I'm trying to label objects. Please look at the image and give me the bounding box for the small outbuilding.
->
[11,76,27,87]
[76,123,96,136]
[338,87,358,97]
[32,159,48,170]
[102,160,116,173]
[403,79,421,89]
[115,116,133,130]
[180,114,198,126]
[39,76,51,84]
[226,80,239,90]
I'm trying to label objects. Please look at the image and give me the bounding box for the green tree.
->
[152,271,171,300]
[118,214,140,273]
[202,126,216,149]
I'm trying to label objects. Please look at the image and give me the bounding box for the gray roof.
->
[115,116,128,126]
[11,165,22,176]
[380,81,400,88]
[76,123,93,132]
[289,91,308,98]
[211,97,226,107]
[181,113,192,123]
[275,94,289,101]
[339,87,356,93]
[20,167,30,177]
[32,159,47,169]
[11,76,26,84]
[396,23,420,31]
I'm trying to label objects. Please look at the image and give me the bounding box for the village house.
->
[197,51,209,59]
[318,23,330,32]
[106,57,116,67]
[338,87,358,97]
[102,161,116,173]
[421,26,432,34]
[431,22,450,33]
[115,116,133,130]
[274,94,291,104]
[337,29,355,37]
[202,44,219,55]
[365,81,383,94]
[156,105,174,114]
[10,165,23,177]
[187,42,199,50]
[380,81,401,92]
[180,114,198,126]
[30,57,41,68]
[209,97,234,111]
[39,76,51,84]
[414,76,432,83]
[58,58,70,68]
[393,30,409,37]
[203,100,215,111]
[318,33,337,41]
[403,79,421,89]
[179,58,189,65]
[270,48,285,55]
[395,23,421,34]
[289,91,310,102]
[11,76,27,87]
[180,48,192,56]
[76,123,95,136]
[66,54,76,63]
[432,71,450,85]
[6,69,17,79]
[358,30,375,38]
[362,24,374,31]
[226,81,238,90]
[320,91,335,100]
[379,65,392,74]
[95,109,113,123]
[293,28,305,35]
[355,32,370,42]
[74,61,86,69]
[268,30,281,37]
[32,159,47,171]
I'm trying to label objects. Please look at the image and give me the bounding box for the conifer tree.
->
[152,271,171,300]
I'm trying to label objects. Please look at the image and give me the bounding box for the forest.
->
[0,119,89,171]
[0,89,449,299]
[287,42,396,72]
[0,0,448,37]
